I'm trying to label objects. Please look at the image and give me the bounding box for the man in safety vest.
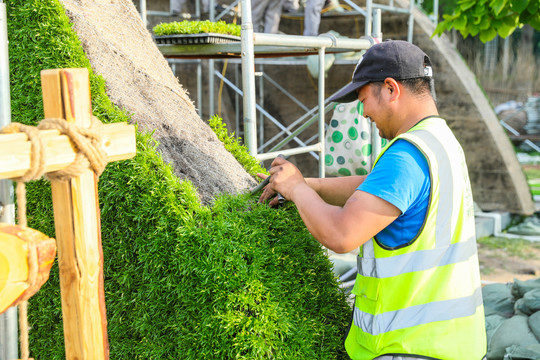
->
[258,40,487,359]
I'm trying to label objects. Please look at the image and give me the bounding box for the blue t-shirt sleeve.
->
[358,139,429,215]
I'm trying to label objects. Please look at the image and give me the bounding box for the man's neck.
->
[394,98,439,137]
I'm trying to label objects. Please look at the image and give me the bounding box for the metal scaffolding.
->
[156,1,395,177]
[0,1,18,359]
[154,1,420,176]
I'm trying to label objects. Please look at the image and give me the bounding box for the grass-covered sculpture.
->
[6,0,351,358]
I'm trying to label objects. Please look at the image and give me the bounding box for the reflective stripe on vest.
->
[357,233,477,278]
[352,286,483,336]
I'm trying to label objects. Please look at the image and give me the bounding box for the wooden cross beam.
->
[0,68,136,360]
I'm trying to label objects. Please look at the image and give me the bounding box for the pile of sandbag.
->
[484,278,540,359]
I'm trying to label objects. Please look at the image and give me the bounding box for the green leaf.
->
[490,0,508,16]
[473,4,489,16]
[479,27,498,42]
[458,0,478,10]
[519,9,534,23]
[433,21,447,36]
[454,15,468,30]
[432,20,449,36]
[511,0,529,13]
[497,22,517,37]
[528,0,539,14]
[529,13,540,30]
[503,15,519,26]
[470,24,481,36]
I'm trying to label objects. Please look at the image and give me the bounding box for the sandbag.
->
[512,278,540,299]
[484,283,515,318]
[503,344,540,359]
[528,311,540,342]
[487,315,540,360]
[486,314,507,350]
[515,289,540,316]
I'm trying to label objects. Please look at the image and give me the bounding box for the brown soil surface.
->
[478,243,540,284]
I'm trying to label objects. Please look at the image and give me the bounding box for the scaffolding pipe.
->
[0,2,18,360]
[252,32,372,50]
[318,47,326,178]
[241,0,258,156]
[365,0,372,37]
[433,0,439,26]
[257,144,323,162]
[407,0,414,42]
[258,64,264,149]
[140,0,147,24]
[372,8,382,41]
[371,2,411,14]
[209,58,215,116]
[339,0,367,16]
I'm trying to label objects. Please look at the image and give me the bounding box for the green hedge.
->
[6,1,351,359]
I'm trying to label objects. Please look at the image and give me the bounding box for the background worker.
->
[282,0,300,13]
[251,0,286,33]
[303,0,326,36]
[258,40,487,359]
[170,0,209,15]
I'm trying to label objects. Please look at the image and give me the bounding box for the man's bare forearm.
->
[305,175,367,206]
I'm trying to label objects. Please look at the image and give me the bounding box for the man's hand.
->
[267,156,307,200]
[256,156,306,206]
[256,173,279,207]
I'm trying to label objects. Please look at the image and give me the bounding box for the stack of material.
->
[484,278,540,359]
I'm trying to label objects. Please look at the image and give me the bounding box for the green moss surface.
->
[6,1,351,359]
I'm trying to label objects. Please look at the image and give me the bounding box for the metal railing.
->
[0,2,18,359]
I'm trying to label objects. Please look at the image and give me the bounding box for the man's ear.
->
[383,78,400,102]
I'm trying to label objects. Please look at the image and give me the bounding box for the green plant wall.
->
[5,0,351,359]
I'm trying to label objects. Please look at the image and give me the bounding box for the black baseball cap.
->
[329,40,433,103]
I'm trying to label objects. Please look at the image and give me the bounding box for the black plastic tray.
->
[154,33,241,45]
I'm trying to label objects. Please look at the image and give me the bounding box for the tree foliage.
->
[433,0,540,42]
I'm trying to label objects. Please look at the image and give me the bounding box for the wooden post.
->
[38,68,123,360]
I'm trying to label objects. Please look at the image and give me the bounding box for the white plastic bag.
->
[325,101,386,176]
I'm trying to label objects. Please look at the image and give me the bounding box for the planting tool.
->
[251,155,286,205]
[251,175,286,205]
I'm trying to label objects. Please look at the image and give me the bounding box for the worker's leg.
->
[263,0,285,33]
[201,0,209,13]
[283,0,300,13]
[303,0,325,36]
[170,0,187,14]
[251,0,270,33]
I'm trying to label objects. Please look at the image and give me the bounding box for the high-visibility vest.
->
[344,117,487,360]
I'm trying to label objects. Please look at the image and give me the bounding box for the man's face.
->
[356,83,394,140]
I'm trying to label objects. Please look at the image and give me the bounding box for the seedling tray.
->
[154,33,241,45]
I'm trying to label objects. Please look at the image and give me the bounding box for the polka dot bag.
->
[325,101,387,176]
